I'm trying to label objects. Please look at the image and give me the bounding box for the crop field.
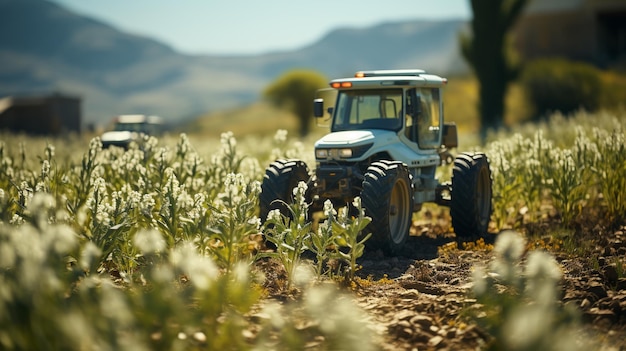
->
[0,110,625,350]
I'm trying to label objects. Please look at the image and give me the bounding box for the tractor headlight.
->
[316,149,329,159]
[316,148,354,159]
[338,148,352,158]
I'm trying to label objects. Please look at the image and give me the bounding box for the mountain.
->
[0,0,468,127]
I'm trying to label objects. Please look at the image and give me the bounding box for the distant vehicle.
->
[100,114,164,149]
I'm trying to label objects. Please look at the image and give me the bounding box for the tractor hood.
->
[314,130,401,161]
[315,130,388,147]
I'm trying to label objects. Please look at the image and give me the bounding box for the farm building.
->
[513,0,626,67]
[0,94,81,135]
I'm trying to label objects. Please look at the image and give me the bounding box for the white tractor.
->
[260,69,492,255]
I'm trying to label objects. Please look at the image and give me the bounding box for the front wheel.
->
[361,160,414,256]
[259,159,310,222]
[450,152,492,243]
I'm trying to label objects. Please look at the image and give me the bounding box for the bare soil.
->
[258,213,626,350]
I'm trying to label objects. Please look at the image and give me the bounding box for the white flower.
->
[494,230,526,262]
[224,173,244,195]
[144,135,159,151]
[293,181,308,205]
[134,229,166,254]
[285,141,305,159]
[40,160,50,179]
[19,181,33,208]
[352,196,366,217]
[88,137,102,158]
[471,266,488,296]
[46,224,78,254]
[220,131,236,149]
[491,230,526,283]
[323,199,337,217]
[176,133,190,156]
[249,180,262,197]
[240,158,261,179]
[35,182,46,193]
[267,209,282,222]
[28,192,56,226]
[274,129,288,144]
[503,305,551,350]
[176,191,193,211]
[524,250,562,304]
[163,169,182,198]
[247,216,262,230]
[79,241,102,271]
[140,193,156,216]
[91,177,107,198]
[171,242,218,290]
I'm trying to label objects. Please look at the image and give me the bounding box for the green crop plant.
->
[470,231,584,351]
[262,181,313,291]
[592,126,626,224]
[331,197,372,283]
[0,109,623,349]
[309,199,342,279]
[206,172,262,273]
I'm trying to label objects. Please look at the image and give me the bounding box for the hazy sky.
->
[50,0,471,55]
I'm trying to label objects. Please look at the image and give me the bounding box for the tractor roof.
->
[329,69,447,89]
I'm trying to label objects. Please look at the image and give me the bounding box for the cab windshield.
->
[332,89,403,132]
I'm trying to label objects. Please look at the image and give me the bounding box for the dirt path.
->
[254,220,626,350]
[351,225,626,350]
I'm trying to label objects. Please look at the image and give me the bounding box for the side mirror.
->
[442,123,458,149]
[313,98,324,117]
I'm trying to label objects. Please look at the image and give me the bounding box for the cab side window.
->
[404,88,417,142]
[417,88,441,149]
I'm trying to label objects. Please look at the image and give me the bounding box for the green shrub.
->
[521,58,603,119]
[599,70,626,110]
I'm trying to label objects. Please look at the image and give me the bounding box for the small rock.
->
[395,310,416,322]
[397,320,412,329]
[585,308,617,324]
[615,293,626,303]
[611,240,625,250]
[586,281,608,300]
[398,289,420,299]
[410,315,433,328]
[428,335,444,347]
[399,280,444,295]
[602,264,619,284]
[413,330,432,343]
[616,278,626,291]
[580,298,592,309]
[440,327,456,338]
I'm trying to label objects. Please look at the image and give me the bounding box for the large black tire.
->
[450,152,492,243]
[259,159,310,222]
[361,160,414,256]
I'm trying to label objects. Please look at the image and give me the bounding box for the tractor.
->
[260,69,492,255]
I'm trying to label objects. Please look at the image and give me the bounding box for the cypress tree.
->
[460,0,528,141]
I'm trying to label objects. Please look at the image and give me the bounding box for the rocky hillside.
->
[0,0,467,126]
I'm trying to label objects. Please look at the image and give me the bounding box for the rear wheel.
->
[450,152,492,243]
[259,159,310,222]
[361,160,414,256]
